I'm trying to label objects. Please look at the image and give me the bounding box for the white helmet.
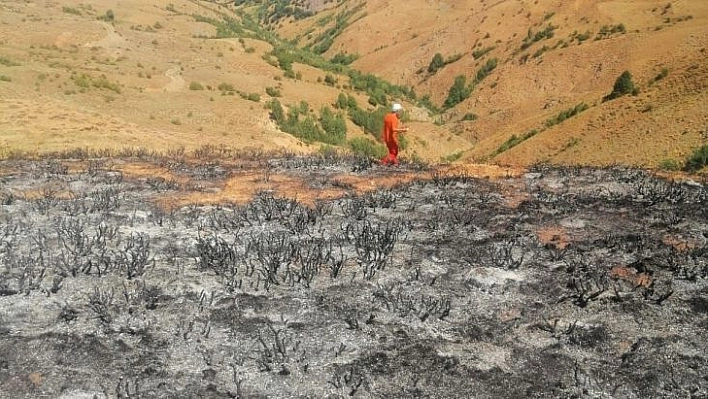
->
[392,103,403,112]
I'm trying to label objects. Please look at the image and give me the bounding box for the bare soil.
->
[1,154,706,398]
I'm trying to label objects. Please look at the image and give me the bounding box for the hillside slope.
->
[0,0,469,161]
[0,0,705,169]
[279,0,708,168]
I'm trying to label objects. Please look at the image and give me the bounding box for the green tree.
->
[428,53,445,74]
[268,99,285,124]
[319,106,347,144]
[335,92,349,110]
[604,71,637,101]
[443,75,473,109]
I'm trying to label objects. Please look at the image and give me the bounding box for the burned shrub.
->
[195,234,239,276]
[89,187,122,213]
[249,232,298,289]
[373,282,451,321]
[87,286,115,325]
[118,233,154,279]
[343,219,403,280]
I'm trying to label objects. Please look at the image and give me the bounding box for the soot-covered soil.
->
[0,153,707,398]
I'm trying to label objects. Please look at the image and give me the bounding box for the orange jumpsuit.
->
[380,112,401,165]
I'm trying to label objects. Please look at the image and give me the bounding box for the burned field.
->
[0,153,707,398]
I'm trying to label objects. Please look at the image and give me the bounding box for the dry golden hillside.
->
[0,0,706,169]
[281,0,708,168]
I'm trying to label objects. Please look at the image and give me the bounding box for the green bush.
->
[330,52,358,65]
[441,151,463,163]
[268,100,346,145]
[683,144,708,172]
[189,81,204,90]
[100,9,115,22]
[217,82,235,93]
[545,103,589,127]
[323,73,336,86]
[658,159,681,171]
[653,68,669,82]
[443,75,473,109]
[0,75,11,82]
[428,53,445,74]
[521,25,556,50]
[493,129,539,156]
[348,137,386,158]
[474,58,497,84]
[0,57,20,67]
[319,106,347,145]
[62,6,82,15]
[472,46,495,60]
[603,71,637,101]
[350,106,388,136]
[265,86,281,97]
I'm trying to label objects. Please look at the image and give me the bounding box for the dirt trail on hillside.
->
[84,21,126,56]
[163,67,186,92]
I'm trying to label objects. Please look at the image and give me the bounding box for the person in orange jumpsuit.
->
[380,103,409,166]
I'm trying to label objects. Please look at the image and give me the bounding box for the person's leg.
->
[391,143,399,165]
[382,142,395,165]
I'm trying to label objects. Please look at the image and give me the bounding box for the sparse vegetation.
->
[189,81,204,90]
[62,6,82,16]
[0,56,20,67]
[441,151,463,163]
[475,58,498,84]
[426,52,465,75]
[521,24,557,50]
[472,46,495,60]
[595,24,627,40]
[493,129,539,156]
[545,103,590,127]
[71,73,121,93]
[0,75,11,82]
[461,113,478,121]
[653,67,669,82]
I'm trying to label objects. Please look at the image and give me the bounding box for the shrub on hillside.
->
[265,86,281,97]
[319,106,347,145]
[443,75,473,110]
[545,103,590,127]
[348,137,386,158]
[603,71,638,101]
[330,52,358,65]
[683,145,708,172]
[428,53,445,74]
[350,106,388,136]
